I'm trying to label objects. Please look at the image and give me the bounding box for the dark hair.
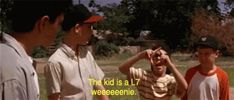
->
[62,4,92,31]
[6,0,72,32]
[151,43,171,56]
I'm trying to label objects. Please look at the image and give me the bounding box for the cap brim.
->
[84,15,103,23]
[196,42,217,49]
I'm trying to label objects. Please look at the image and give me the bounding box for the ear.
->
[215,50,220,58]
[74,23,81,34]
[37,16,50,32]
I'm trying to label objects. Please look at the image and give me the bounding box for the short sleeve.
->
[92,60,105,80]
[216,68,230,100]
[44,62,62,95]
[129,67,144,80]
[167,76,177,96]
[0,80,27,100]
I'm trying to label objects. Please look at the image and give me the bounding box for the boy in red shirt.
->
[182,35,230,100]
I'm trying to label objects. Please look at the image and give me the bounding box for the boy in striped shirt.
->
[119,46,187,100]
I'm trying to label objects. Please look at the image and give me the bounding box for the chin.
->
[153,68,163,74]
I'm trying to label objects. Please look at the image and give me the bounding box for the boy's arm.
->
[44,62,62,100]
[217,69,230,100]
[119,49,153,75]
[168,63,188,97]
[94,85,109,100]
[161,54,188,97]
[48,93,60,100]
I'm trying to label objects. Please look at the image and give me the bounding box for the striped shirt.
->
[182,65,230,100]
[129,67,177,100]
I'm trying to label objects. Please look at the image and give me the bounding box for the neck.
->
[11,32,36,55]
[200,63,216,74]
[153,71,165,77]
[63,34,79,55]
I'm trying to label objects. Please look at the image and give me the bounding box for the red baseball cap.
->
[62,4,103,31]
[84,15,103,23]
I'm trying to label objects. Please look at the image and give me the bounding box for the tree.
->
[120,0,219,51]
[92,3,134,33]
[0,0,13,41]
[191,8,234,55]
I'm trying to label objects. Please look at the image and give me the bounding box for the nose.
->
[157,56,161,60]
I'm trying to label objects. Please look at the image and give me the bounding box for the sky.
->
[217,0,234,14]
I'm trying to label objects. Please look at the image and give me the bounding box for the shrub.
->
[191,9,234,56]
[94,40,119,57]
[110,37,140,46]
[31,46,48,58]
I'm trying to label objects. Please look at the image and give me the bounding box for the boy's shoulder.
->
[186,65,200,73]
[216,66,229,78]
[186,65,228,78]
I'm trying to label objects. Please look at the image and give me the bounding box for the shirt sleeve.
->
[181,66,198,100]
[44,62,62,95]
[0,80,27,100]
[92,60,105,80]
[168,76,177,96]
[129,67,144,80]
[216,68,230,100]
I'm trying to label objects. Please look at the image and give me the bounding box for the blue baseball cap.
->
[196,35,219,50]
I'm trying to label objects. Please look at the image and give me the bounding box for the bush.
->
[31,46,48,58]
[191,9,234,56]
[94,40,119,57]
[110,37,140,46]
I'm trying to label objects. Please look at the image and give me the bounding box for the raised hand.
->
[150,48,173,67]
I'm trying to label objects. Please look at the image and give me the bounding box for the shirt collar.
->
[3,33,29,58]
[61,44,77,60]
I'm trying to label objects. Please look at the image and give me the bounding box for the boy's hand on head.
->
[144,49,154,59]
[160,51,172,67]
[141,47,161,64]
[149,47,162,65]
[150,48,174,67]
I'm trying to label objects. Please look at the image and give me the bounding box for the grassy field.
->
[38,53,234,100]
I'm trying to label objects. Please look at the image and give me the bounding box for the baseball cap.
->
[62,4,103,31]
[195,35,219,50]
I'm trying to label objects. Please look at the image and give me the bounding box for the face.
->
[151,64,166,76]
[197,48,219,65]
[150,49,167,76]
[41,14,64,47]
[77,23,93,45]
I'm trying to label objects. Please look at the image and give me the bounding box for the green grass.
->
[39,74,47,100]
[39,53,234,100]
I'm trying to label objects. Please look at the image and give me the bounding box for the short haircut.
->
[151,43,171,56]
[62,4,92,31]
[6,0,72,32]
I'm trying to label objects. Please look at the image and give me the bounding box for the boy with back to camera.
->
[0,0,71,100]
[182,35,230,100]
